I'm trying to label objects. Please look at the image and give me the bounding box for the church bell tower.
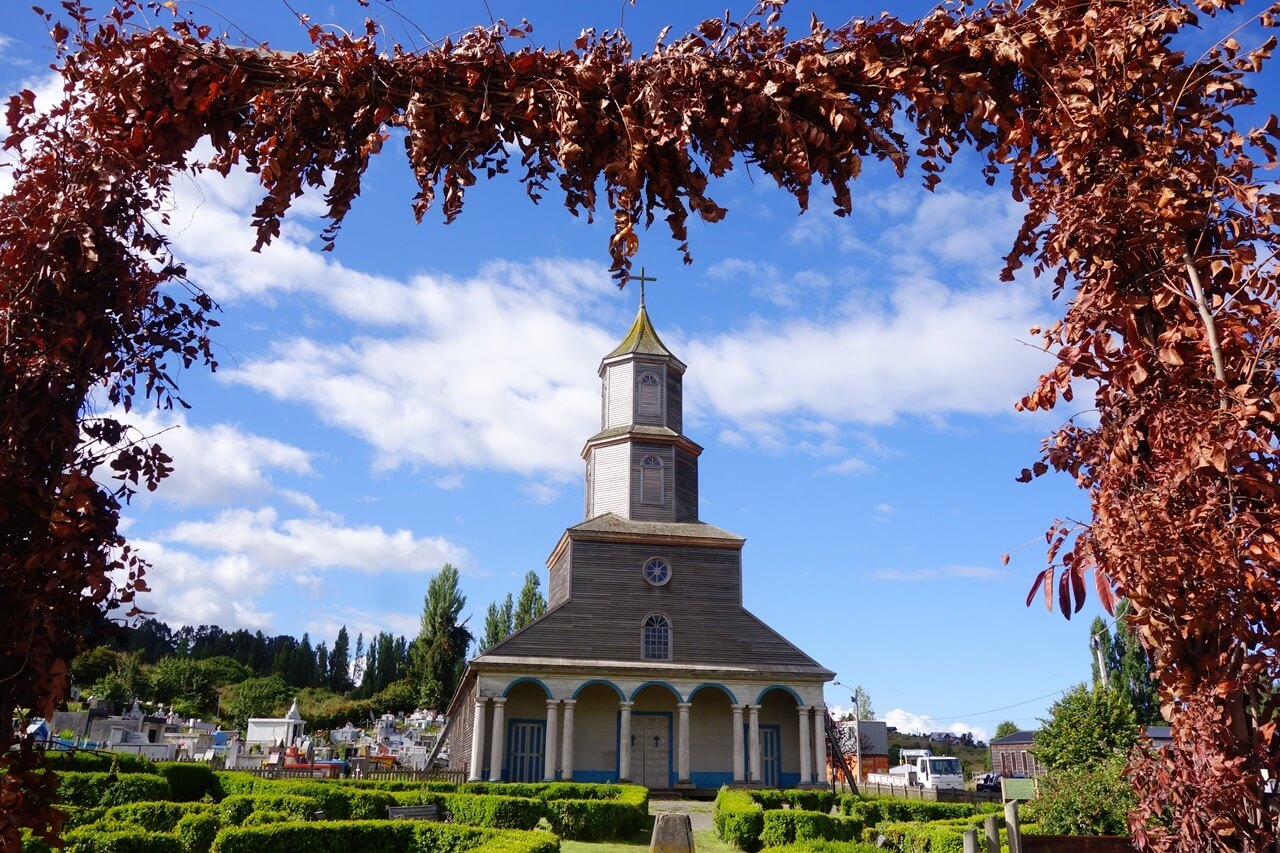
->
[582,298,701,523]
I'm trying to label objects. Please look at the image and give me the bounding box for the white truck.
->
[866,749,965,791]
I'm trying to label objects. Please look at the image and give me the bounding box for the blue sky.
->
[9,0,1258,742]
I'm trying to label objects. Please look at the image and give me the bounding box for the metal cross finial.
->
[626,266,657,306]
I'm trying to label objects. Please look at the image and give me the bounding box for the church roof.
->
[604,303,678,361]
[568,512,743,542]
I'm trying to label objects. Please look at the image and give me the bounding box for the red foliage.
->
[2,0,1278,848]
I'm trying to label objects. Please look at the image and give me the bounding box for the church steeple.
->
[583,301,701,523]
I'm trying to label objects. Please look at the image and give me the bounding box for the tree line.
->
[69,564,548,732]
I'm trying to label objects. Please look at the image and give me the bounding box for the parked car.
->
[974,771,1002,793]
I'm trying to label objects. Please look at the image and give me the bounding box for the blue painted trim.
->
[755,684,804,705]
[573,679,625,700]
[630,680,683,702]
[574,770,615,783]
[626,710,674,787]
[505,717,546,783]
[780,772,801,789]
[503,677,553,699]
[747,723,783,788]
[689,682,737,704]
[691,771,733,788]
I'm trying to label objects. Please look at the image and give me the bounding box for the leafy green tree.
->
[329,626,352,693]
[410,564,473,710]
[513,571,546,631]
[223,675,292,731]
[149,656,216,714]
[994,721,1020,740]
[70,647,122,688]
[1024,754,1136,836]
[1034,684,1139,773]
[351,632,365,687]
[372,679,420,716]
[1090,602,1161,725]
[197,656,254,687]
[479,593,515,652]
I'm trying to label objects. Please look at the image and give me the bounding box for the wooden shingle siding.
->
[591,443,630,517]
[490,538,822,669]
[630,443,675,522]
[665,370,683,434]
[448,676,479,773]
[606,363,632,429]
[674,447,699,522]
[548,548,571,608]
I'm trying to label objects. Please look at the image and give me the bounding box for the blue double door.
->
[506,721,544,782]
[745,725,781,787]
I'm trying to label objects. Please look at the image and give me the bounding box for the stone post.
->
[731,704,745,783]
[560,699,576,781]
[487,697,506,782]
[469,697,487,781]
[797,705,812,785]
[618,701,634,782]
[748,704,762,784]
[677,702,692,784]
[544,700,560,781]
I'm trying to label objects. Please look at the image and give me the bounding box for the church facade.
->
[444,301,834,789]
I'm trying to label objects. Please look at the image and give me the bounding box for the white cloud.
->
[825,457,869,475]
[874,503,895,515]
[305,606,422,644]
[89,409,313,507]
[874,565,1004,582]
[161,507,470,574]
[706,257,830,307]
[127,538,275,630]
[435,473,466,491]
[884,708,990,745]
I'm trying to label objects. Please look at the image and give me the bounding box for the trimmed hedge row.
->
[154,764,219,802]
[543,785,647,841]
[836,795,981,825]
[713,788,764,849]
[104,802,217,833]
[750,790,837,815]
[58,773,173,808]
[767,843,887,853]
[760,810,862,847]
[208,821,559,853]
[45,752,158,774]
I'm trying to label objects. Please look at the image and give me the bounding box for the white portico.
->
[445,296,834,789]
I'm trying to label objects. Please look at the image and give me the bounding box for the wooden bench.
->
[309,810,327,821]
[386,804,441,821]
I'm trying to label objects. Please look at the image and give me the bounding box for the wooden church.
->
[443,297,834,789]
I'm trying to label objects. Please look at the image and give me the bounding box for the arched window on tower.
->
[640,455,664,505]
[642,614,672,660]
[637,371,661,419]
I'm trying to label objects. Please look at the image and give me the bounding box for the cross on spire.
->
[626,266,657,306]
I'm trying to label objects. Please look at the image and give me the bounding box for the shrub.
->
[104,802,216,832]
[211,773,257,798]
[837,795,976,824]
[62,825,183,853]
[760,810,861,847]
[714,788,764,850]
[1022,754,1134,836]
[749,790,836,815]
[174,812,221,853]
[58,773,173,808]
[21,830,55,853]
[62,806,110,830]
[443,794,547,830]
[338,779,459,794]
[218,794,319,826]
[240,811,293,827]
[155,764,218,802]
[47,752,157,774]
[765,843,885,853]
[543,785,647,841]
[209,821,557,853]
[459,782,622,802]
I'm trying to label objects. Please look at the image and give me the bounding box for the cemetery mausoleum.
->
[444,298,834,789]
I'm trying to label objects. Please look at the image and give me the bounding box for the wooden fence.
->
[232,766,466,784]
[852,781,1001,804]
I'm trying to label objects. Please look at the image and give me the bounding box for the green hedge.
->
[211,773,258,798]
[63,825,183,853]
[836,795,978,824]
[62,806,110,830]
[339,779,460,794]
[714,788,765,850]
[750,790,837,814]
[459,782,622,801]
[442,794,546,830]
[766,843,886,853]
[155,764,219,802]
[46,752,158,774]
[218,794,319,826]
[175,812,221,853]
[104,802,217,833]
[760,810,862,847]
[209,821,558,853]
[58,773,173,807]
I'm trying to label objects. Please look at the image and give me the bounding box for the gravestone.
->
[650,813,694,853]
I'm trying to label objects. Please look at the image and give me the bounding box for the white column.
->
[798,705,813,785]
[748,704,762,784]
[488,698,507,782]
[560,699,576,781]
[732,704,745,783]
[812,707,829,785]
[469,697,487,781]
[544,700,560,781]
[677,702,692,783]
[618,701,634,782]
